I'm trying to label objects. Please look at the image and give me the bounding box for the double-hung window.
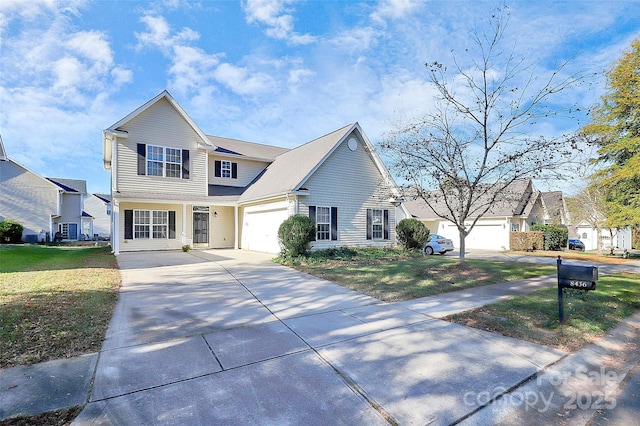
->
[152,211,168,238]
[133,210,169,239]
[309,206,338,241]
[316,207,331,241]
[372,209,383,239]
[366,208,390,240]
[134,210,151,239]
[141,144,185,178]
[165,148,182,178]
[221,160,231,178]
[147,145,164,177]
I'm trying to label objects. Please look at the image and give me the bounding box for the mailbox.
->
[556,256,598,322]
[558,264,598,291]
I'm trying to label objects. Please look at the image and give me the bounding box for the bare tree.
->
[382,7,586,261]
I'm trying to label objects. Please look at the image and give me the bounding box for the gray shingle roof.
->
[404,179,537,220]
[238,123,356,203]
[47,177,87,194]
[207,135,289,160]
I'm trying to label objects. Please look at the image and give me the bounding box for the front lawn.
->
[447,272,640,352]
[281,248,557,302]
[0,245,120,368]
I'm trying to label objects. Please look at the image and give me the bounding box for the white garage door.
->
[244,208,288,253]
[466,225,504,250]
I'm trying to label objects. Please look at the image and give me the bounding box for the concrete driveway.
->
[74,249,565,425]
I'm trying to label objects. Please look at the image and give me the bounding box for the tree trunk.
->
[458,230,467,262]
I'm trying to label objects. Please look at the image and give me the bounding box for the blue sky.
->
[1,0,639,195]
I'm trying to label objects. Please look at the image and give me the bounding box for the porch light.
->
[214,211,218,218]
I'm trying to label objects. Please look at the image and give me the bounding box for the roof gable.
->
[238,122,401,203]
[105,90,213,148]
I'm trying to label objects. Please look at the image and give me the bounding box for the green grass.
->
[283,248,557,302]
[0,245,120,368]
[447,272,640,352]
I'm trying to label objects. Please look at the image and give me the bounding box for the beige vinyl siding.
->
[115,98,208,196]
[208,156,269,187]
[299,135,396,249]
[0,160,58,239]
[210,206,235,248]
[119,202,184,252]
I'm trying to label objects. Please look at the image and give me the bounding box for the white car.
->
[424,234,454,255]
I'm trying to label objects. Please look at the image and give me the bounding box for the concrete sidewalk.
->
[1,250,638,424]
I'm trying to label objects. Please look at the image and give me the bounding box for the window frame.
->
[371,209,384,239]
[221,160,232,178]
[146,144,182,179]
[133,209,169,240]
[315,206,331,241]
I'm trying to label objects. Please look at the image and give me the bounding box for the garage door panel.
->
[245,208,288,253]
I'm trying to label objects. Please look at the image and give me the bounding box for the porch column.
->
[112,201,120,255]
[182,203,187,245]
[234,205,239,249]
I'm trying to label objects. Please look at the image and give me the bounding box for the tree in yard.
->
[566,177,613,254]
[580,36,640,230]
[382,7,586,261]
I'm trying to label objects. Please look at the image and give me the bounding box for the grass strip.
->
[447,272,640,352]
[0,245,120,368]
[282,248,556,302]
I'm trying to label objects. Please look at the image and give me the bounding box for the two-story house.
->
[102,90,403,254]
[0,135,91,242]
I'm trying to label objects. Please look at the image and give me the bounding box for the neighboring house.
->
[102,90,403,254]
[541,191,571,226]
[46,177,92,241]
[574,220,632,251]
[0,135,90,242]
[83,193,111,239]
[403,180,569,251]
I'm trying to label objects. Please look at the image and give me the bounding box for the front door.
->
[193,212,209,244]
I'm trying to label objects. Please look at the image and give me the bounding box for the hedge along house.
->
[102,91,404,254]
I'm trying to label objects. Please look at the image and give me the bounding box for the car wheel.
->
[425,246,434,255]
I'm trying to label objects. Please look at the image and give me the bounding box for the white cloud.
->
[242,0,316,45]
[371,0,421,23]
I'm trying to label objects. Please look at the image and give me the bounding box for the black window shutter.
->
[231,162,238,179]
[124,210,133,239]
[383,209,390,240]
[309,206,316,241]
[181,150,189,179]
[137,144,146,175]
[169,211,176,239]
[215,160,221,177]
[366,209,372,240]
[331,207,338,241]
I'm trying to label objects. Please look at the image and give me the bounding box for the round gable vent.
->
[347,137,358,151]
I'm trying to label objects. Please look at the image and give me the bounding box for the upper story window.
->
[106,203,112,216]
[137,143,189,180]
[221,160,231,178]
[147,145,182,178]
[214,160,238,179]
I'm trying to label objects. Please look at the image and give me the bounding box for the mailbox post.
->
[557,256,598,322]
